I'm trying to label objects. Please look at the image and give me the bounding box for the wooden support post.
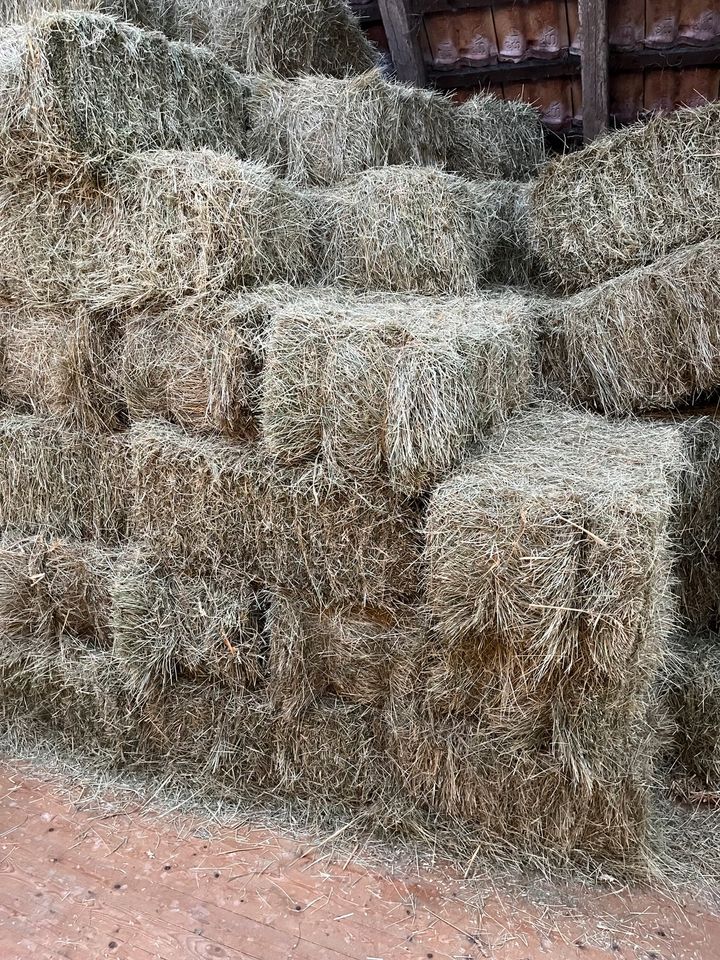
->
[378,0,427,86]
[579,0,609,141]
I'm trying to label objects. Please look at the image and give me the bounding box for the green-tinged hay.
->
[122,291,272,438]
[0,1,198,36]
[129,419,421,603]
[248,72,453,187]
[136,678,275,789]
[448,93,546,182]
[668,633,720,797]
[92,152,313,309]
[111,549,267,697]
[0,413,128,542]
[261,288,538,491]
[238,0,376,78]
[541,238,720,414]
[274,697,390,808]
[0,12,252,171]
[425,406,683,694]
[268,592,422,711]
[0,538,116,670]
[385,701,660,870]
[528,103,720,290]
[1,303,125,431]
[314,166,510,294]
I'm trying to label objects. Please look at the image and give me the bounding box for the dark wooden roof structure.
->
[350,0,720,140]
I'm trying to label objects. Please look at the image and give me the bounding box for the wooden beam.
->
[377,0,427,85]
[430,54,581,87]
[410,0,530,11]
[579,0,609,141]
[613,43,720,70]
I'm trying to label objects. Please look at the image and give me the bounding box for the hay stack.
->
[261,289,538,491]
[111,550,267,696]
[411,405,684,863]
[449,94,546,183]
[0,12,251,171]
[0,1,198,36]
[249,72,453,187]
[92,152,312,309]
[668,633,720,798]
[1,303,125,431]
[237,0,376,78]
[129,420,421,603]
[528,103,720,290]
[541,238,720,414]
[315,166,509,294]
[0,413,128,542]
[121,290,276,438]
[268,592,422,711]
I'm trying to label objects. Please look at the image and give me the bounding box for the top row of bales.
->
[0,0,378,76]
[0,9,545,185]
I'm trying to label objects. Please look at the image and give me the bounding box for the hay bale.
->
[314,166,509,294]
[274,697,390,808]
[425,405,682,679]
[385,700,659,869]
[0,11,252,171]
[1,303,125,431]
[129,419,421,603]
[0,0,198,36]
[528,103,720,290]
[416,406,684,862]
[111,549,267,697]
[668,633,720,798]
[448,93,546,183]
[0,413,128,542]
[122,290,274,438]
[92,152,313,309]
[541,238,720,414]
[248,72,453,187]
[261,288,538,491]
[136,678,275,789]
[268,592,422,711]
[0,166,107,306]
[237,0,376,78]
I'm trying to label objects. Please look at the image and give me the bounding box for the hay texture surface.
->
[415,406,685,864]
[668,633,720,798]
[449,93,546,182]
[122,291,273,438]
[268,593,422,711]
[0,413,128,543]
[1,303,125,431]
[111,550,267,697]
[94,152,312,309]
[541,238,720,414]
[249,72,453,187]
[0,12,251,171]
[528,103,720,289]
[261,289,537,491]
[0,537,115,674]
[0,1,198,36]
[315,166,508,294]
[238,0,376,78]
[128,420,421,603]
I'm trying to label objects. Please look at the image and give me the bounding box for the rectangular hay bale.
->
[528,103,720,290]
[541,238,720,414]
[0,11,251,170]
[261,288,538,491]
[128,419,421,603]
[0,413,128,543]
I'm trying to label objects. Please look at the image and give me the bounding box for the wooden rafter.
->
[377,0,427,85]
[579,0,609,140]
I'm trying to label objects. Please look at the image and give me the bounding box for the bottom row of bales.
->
[1,404,720,873]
